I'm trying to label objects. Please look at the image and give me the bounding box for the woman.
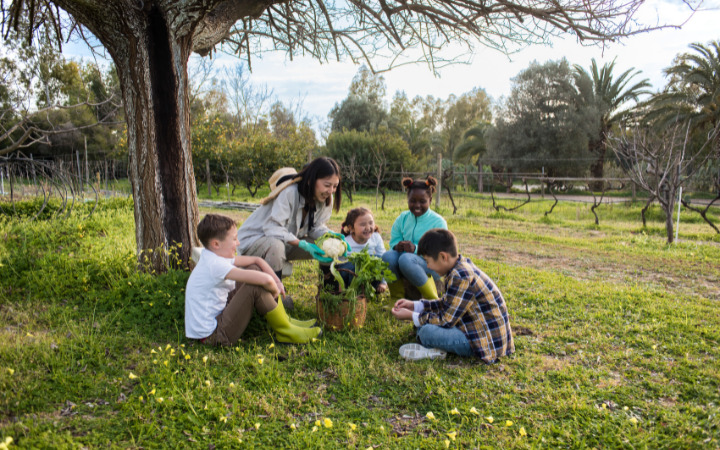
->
[237,157,344,302]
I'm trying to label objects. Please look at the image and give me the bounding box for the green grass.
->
[1,194,719,448]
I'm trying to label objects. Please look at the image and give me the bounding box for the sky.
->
[61,0,720,133]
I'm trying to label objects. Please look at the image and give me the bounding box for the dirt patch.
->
[464,236,720,301]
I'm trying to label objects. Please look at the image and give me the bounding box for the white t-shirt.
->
[345,232,385,257]
[185,249,236,339]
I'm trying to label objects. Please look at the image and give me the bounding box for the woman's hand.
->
[298,240,333,263]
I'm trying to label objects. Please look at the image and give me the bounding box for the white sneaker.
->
[399,343,447,361]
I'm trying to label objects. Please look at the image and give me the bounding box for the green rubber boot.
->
[290,317,318,328]
[417,276,439,300]
[265,300,322,344]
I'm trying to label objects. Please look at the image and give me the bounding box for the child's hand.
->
[394,241,415,253]
[393,299,415,311]
[391,306,413,321]
[376,282,388,293]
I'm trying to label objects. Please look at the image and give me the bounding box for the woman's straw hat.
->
[259,167,301,205]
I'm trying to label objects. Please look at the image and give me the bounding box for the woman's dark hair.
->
[287,157,342,230]
[296,157,342,212]
[341,207,380,236]
[402,176,437,197]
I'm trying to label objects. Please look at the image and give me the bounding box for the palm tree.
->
[573,59,651,189]
[650,40,720,138]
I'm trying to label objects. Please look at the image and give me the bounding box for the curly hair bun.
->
[402,177,414,189]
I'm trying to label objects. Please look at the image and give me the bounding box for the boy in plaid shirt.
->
[391,229,514,362]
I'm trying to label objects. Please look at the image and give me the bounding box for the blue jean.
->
[382,250,438,287]
[417,324,474,357]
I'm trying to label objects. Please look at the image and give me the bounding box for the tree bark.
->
[58,1,205,271]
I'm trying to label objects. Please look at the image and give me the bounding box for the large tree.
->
[2,0,677,271]
[488,59,598,177]
[573,58,650,189]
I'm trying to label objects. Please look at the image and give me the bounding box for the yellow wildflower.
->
[128,372,138,379]
[469,407,480,416]
[426,412,436,421]
[165,344,171,350]
[150,349,157,354]
[269,343,275,349]
[203,356,208,364]
[315,420,321,427]
[26,332,33,337]
[312,426,318,432]
[290,423,297,430]
[229,382,236,388]
[505,420,513,427]
[444,440,450,448]
[348,423,357,431]
[323,418,333,428]
[163,360,169,367]
[254,423,260,430]
[519,427,527,437]
[6,368,14,375]
[156,397,164,403]
[449,408,460,415]
[153,360,158,364]
[149,389,156,395]
[629,417,638,424]
[219,416,227,423]
[205,380,211,386]
[447,431,457,441]
[1,437,13,449]
[139,396,143,402]
[257,357,264,365]
[485,416,494,423]
[184,354,190,360]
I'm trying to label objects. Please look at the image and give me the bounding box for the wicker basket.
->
[316,294,367,332]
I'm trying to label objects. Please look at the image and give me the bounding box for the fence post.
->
[206,159,211,197]
[84,136,90,184]
[541,166,545,199]
[436,153,442,209]
[76,151,83,195]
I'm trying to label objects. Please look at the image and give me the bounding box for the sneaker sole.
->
[399,343,447,361]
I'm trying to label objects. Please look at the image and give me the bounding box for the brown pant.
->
[241,236,313,272]
[203,265,277,346]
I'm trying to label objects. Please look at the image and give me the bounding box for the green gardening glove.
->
[298,240,333,263]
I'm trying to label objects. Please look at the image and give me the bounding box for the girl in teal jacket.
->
[382,176,447,299]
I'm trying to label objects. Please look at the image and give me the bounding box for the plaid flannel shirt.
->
[419,255,514,363]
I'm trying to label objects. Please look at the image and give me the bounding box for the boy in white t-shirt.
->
[185,214,321,346]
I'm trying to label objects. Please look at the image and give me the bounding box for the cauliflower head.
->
[321,238,346,259]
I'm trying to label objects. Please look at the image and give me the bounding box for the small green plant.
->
[317,247,395,329]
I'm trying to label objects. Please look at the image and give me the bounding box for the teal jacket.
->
[389,209,447,251]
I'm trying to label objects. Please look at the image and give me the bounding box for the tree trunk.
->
[109,5,199,271]
[589,129,609,191]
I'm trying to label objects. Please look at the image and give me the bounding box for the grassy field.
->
[1,192,719,448]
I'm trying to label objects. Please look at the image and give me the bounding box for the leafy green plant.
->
[317,247,395,329]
